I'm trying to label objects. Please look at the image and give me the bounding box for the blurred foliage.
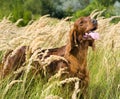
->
[51,0,89,18]
[0,0,89,26]
[0,0,119,26]
[73,0,118,20]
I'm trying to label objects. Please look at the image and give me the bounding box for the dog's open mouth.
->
[90,27,97,31]
[84,28,99,40]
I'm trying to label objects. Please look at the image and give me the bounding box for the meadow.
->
[0,11,120,99]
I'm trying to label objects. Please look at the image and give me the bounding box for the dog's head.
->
[68,16,98,52]
[74,16,98,39]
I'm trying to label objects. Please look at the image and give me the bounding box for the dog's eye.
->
[79,21,83,25]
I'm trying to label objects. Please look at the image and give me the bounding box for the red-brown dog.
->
[1,16,98,97]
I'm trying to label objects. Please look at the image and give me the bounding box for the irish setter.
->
[1,16,98,97]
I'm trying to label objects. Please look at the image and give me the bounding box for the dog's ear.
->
[67,29,78,53]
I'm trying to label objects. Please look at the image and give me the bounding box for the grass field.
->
[0,11,120,99]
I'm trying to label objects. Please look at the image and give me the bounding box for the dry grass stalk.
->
[48,67,68,82]
[45,95,63,99]
[58,77,80,86]
[13,66,26,74]
[72,81,80,99]
[2,80,23,99]
[41,55,68,65]
[0,15,70,51]
[40,82,58,98]
[22,48,41,91]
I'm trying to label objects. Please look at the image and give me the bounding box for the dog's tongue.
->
[85,32,99,40]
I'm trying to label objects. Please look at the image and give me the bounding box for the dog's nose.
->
[92,19,97,25]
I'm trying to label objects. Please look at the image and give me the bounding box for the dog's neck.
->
[65,40,89,74]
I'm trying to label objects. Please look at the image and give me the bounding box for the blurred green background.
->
[0,0,120,26]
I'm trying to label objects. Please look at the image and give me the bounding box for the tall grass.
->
[0,11,120,99]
